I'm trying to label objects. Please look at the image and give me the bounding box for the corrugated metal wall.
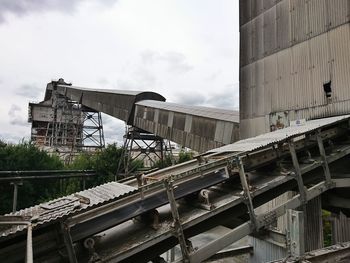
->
[248,237,286,263]
[331,212,350,244]
[239,1,348,260]
[134,104,240,153]
[239,0,350,139]
[304,197,324,251]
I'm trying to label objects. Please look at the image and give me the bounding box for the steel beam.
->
[316,130,332,186]
[289,140,307,204]
[165,179,191,262]
[237,157,257,229]
[61,222,78,263]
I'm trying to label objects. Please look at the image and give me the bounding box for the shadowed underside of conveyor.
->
[2,114,350,262]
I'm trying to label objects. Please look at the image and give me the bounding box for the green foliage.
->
[178,150,193,164]
[152,155,173,169]
[323,209,332,246]
[0,140,64,214]
[151,150,194,170]
[0,139,193,215]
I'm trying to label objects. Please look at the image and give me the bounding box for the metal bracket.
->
[316,130,332,187]
[164,179,191,262]
[60,222,78,263]
[288,140,307,204]
[198,189,214,210]
[83,238,101,263]
[257,210,277,229]
[236,157,258,230]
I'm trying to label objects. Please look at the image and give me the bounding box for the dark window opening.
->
[323,81,332,98]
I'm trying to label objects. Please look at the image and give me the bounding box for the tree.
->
[0,140,64,214]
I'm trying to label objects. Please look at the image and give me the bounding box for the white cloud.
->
[0,0,239,144]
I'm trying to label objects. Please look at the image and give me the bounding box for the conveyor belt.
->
[1,115,350,262]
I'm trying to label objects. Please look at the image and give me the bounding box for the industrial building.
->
[1,1,350,262]
[239,0,350,262]
[28,80,105,163]
[239,0,350,138]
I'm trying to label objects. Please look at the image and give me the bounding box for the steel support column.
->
[237,157,257,229]
[61,222,78,263]
[316,130,332,186]
[164,179,191,262]
[289,140,307,203]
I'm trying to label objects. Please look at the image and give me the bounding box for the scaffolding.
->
[29,91,105,164]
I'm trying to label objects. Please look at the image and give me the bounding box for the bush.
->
[0,140,64,214]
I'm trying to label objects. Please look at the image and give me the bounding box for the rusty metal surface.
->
[211,115,350,153]
[0,182,136,239]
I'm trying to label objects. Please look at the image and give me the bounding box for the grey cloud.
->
[140,50,193,74]
[15,84,42,99]
[0,132,28,143]
[101,116,125,145]
[172,84,239,111]
[0,0,118,23]
[205,70,222,82]
[116,79,138,91]
[158,52,193,74]
[206,84,239,110]
[206,93,237,110]
[8,104,28,127]
[96,78,109,86]
[135,69,157,88]
[140,50,156,65]
[173,92,206,106]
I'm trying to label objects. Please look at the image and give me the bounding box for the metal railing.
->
[0,170,96,212]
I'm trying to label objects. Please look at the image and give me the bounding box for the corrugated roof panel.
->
[211,114,350,153]
[0,182,136,238]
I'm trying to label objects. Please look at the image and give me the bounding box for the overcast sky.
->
[0,0,239,145]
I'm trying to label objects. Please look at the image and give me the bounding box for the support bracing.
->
[289,140,307,204]
[316,130,332,186]
[30,83,105,164]
[237,157,257,229]
[116,126,173,179]
[164,179,191,262]
[61,222,78,263]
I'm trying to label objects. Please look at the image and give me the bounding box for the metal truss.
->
[116,126,173,179]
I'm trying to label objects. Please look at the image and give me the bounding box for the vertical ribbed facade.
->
[239,0,350,138]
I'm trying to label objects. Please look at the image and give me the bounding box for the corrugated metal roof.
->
[58,85,146,96]
[136,100,239,122]
[211,115,350,153]
[0,182,136,238]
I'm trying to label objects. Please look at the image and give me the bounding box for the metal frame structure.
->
[116,126,172,178]
[29,87,105,164]
[2,115,350,262]
[0,170,96,212]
